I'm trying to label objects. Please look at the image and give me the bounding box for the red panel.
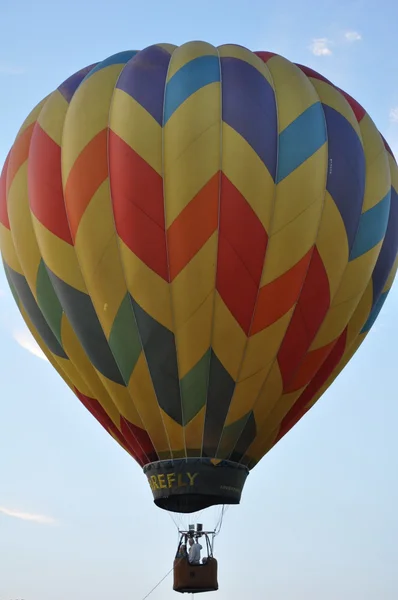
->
[255,51,277,63]
[167,173,219,281]
[278,248,330,387]
[283,340,335,393]
[337,89,366,122]
[64,129,108,240]
[6,123,34,194]
[0,152,10,229]
[28,124,73,244]
[276,328,348,441]
[251,249,312,334]
[109,132,168,280]
[120,417,158,464]
[74,388,156,466]
[296,64,332,84]
[217,174,268,335]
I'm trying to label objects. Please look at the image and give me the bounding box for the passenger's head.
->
[181,544,186,553]
[188,538,194,547]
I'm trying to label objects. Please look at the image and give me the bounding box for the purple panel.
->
[371,185,398,305]
[220,56,277,180]
[116,45,171,125]
[323,104,365,249]
[58,64,97,103]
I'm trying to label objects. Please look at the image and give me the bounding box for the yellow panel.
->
[239,308,294,380]
[345,283,373,346]
[261,198,321,285]
[0,224,22,273]
[383,254,398,292]
[171,234,217,329]
[225,367,269,425]
[175,292,214,378]
[15,96,49,138]
[311,293,363,349]
[62,64,125,181]
[247,426,279,464]
[37,90,68,145]
[128,353,171,456]
[74,180,127,338]
[31,214,86,293]
[98,375,144,428]
[166,41,217,80]
[18,303,74,391]
[360,114,390,211]
[7,163,41,298]
[272,146,327,233]
[309,79,362,139]
[156,43,177,55]
[218,44,274,85]
[110,89,162,175]
[252,361,284,424]
[315,191,349,299]
[163,83,221,227]
[332,242,382,305]
[184,406,206,451]
[60,315,116,411]
[266,55,319,131]
[160,410,185,456]
[388,152,398,191]
[118,239,172,330]
[222,122,274,231]
[212,293,247,380]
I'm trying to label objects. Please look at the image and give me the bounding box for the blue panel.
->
[83,51,138,81]
[221,56,277,180]
[164,55,220,123]
[116,45,171,125]
[323,104,365,250]
[276,102,327,183]
[360,291,389,334]
[349,191,391,261]
[370,185,398,304]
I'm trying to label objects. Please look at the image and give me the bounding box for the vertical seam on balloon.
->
[235,72,332,458]
[199,44,223,460]
[162,44,188,462]
[4,132,90,404]
[28,90,113,414]
[223,58,326,465]
[53,67,148,460]
[107,51,173,463]
[60,59,152,466]
[270,81,380,441]
[28,116,101,404]
[239,73,372,464]
[212,49,279,460]
[279,133,396,438]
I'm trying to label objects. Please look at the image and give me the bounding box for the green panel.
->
[216,412,254,458]
[180,349,211,425]
[108,293,142,383]
[36,260,64,345]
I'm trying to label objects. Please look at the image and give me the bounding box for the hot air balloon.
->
[1,41,397,594]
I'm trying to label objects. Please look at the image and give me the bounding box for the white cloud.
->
[0,62,25,75]
[344,30,362,42]
[309,38,333,56]
[389,107,398,124]
[13,327,48,361]
[0,506,56,525]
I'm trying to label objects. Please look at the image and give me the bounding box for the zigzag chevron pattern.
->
[1,43,397,471]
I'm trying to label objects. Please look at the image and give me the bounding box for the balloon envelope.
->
[1,42,397,513]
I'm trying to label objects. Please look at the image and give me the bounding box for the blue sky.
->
[1,0,398,598]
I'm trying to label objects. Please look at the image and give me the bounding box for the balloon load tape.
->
[143,458,249,513]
